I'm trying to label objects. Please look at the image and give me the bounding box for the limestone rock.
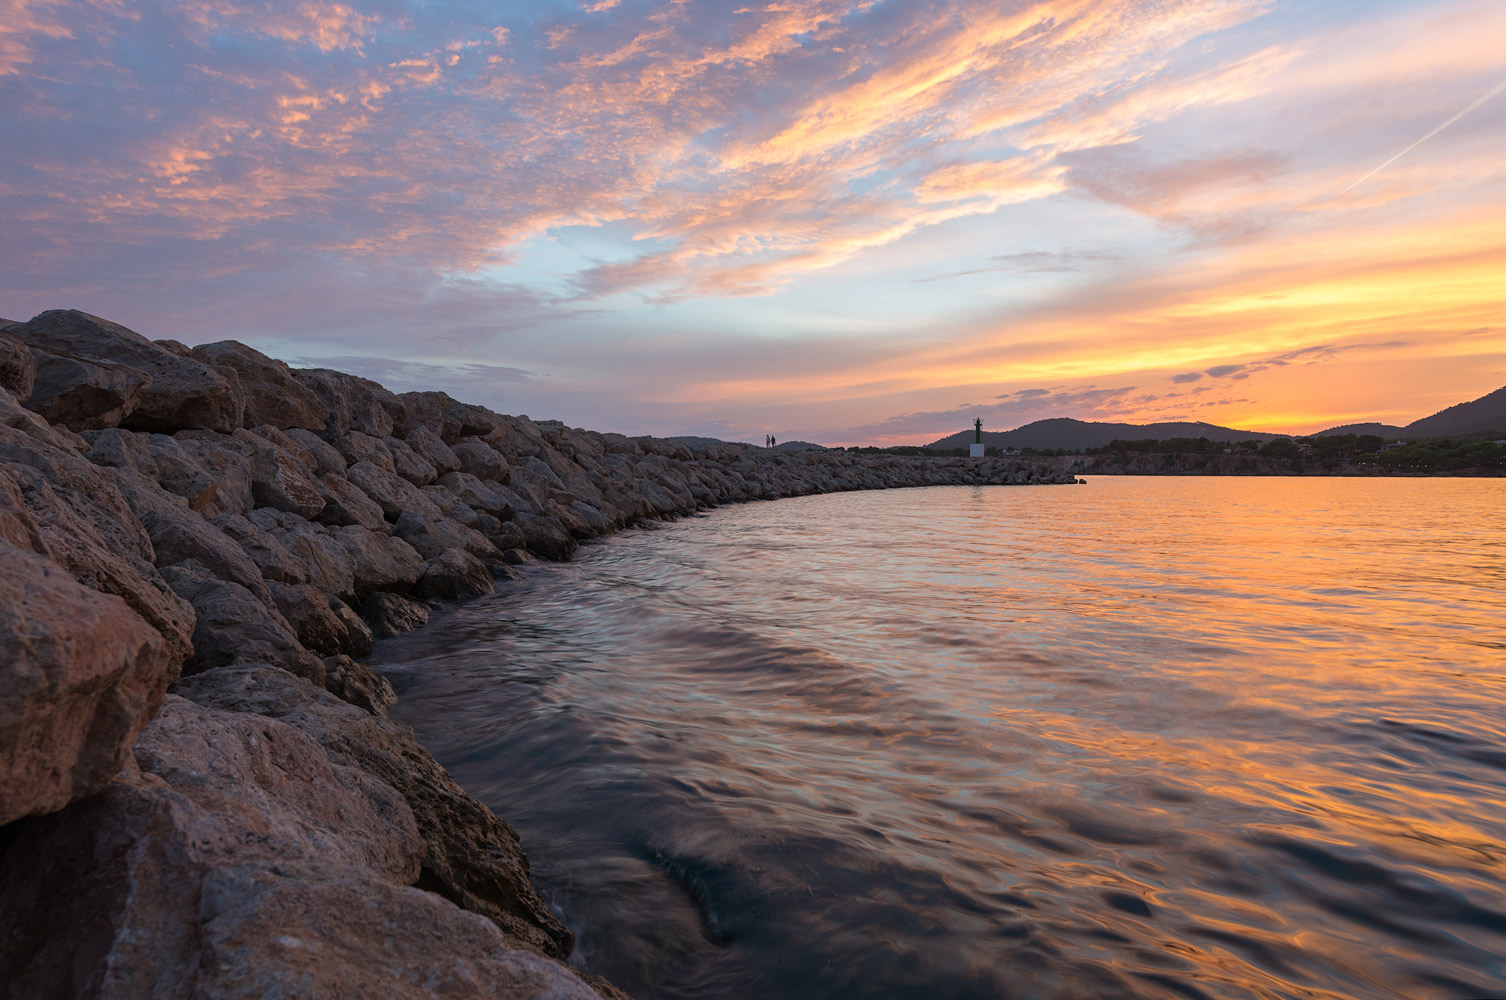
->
[513,510,577,561]
[324,653,397,717]
[415,547,496,601]
[346,458,445,522]
[161,560,325,684]
[394,508,498,562]
[250,445,326,519]
[0,544,177,825]
[0,438,196,663]
[171,665,577,960]
[331,524,426,596]
[392,389,502,444]
[0,334,38,402]
[266,580,350,657]
[435,470,515,518]
[291,368,399,439]
[190,340,329,431]
[312,471,388,531]
[0,696,596,1000]
[332,597,374,656]
[25,349,148,431]
[283,426,345,476]
[9,309,244,432]
[331,429,394,471]
[386,434,438,486]
[362,591,430,637]
[405,425,460,476]
[453,438,510,482]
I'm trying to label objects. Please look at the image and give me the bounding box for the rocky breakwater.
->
[0,309,1075,999]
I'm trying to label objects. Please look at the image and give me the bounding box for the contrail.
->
[1339,77,1506,196]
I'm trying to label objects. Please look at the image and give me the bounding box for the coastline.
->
[0,309,1077,998]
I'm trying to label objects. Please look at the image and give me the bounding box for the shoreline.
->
[0,309,1076,998]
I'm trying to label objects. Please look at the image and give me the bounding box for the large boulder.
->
[8,310,244,432]
[392,390,502,444]
[0,696,596,1000]
[0,334,36,402]
[331,524,426,597]
[189,340,329,431]
[0,544,179,826]
[362,591,430,637]
[415,547,496,601]
[0,432,196,663]
[291,368,399,439]
[26,349,148,430]
[160,560,326,684]
[171,665,578,961]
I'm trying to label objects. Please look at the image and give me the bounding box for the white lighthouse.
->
[970,417,985,458]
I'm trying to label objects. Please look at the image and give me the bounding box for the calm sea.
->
[373,477,1506,1000]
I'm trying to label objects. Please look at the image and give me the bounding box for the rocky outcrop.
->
[0,307,1076,998]
[7,310,244,433]
[0,544,174,826]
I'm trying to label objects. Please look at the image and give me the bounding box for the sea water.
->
[373,477,1506,1000]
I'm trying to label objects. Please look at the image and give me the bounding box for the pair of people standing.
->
[765,434,777,449]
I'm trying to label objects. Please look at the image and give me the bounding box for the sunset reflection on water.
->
[377,477,1506,1000]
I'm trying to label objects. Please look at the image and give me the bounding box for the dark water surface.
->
[373,477,1506,1000]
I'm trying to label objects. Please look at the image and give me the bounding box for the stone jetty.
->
[0,309,1076,999]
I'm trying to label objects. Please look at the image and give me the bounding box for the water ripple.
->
[375,478,1506,1000]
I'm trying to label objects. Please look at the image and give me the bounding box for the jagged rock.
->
[171,665,577,960]
[0,695,583,1000]
[331,524,426,596]
[324,653,397,717]
[283,426,345,476]
[9,309,244,432]
[512,511,577,561]
[386,434,438,486]
[0,334,38,402]
[160,560,325,684]
[362,591,430,637]
[266,580,350,656]
[152,337,192,356]
[190,340,329,431]
[331,429,394,471]
[415,547,496,601]
[249,445,326,519]
[26,349,148,430]
[0,544,177,826]
[156,431,256,516]
[292,368,398,439]
[0,436,196,662]
[453,438,510,482]
[405,425,460,476]
[392,390,502,444]
[394,509,498,562]
[0,384,89,454]
[111,473,275,607]
[313,471,388,531]
[81,426,159,479]
[332,597,374,656]
[435,470,515,518]
[346,458,445,522]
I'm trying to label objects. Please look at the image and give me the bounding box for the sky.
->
[2,0,1504,445]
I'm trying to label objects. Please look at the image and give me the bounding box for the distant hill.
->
[926,418,1279,452]
[1404,384,1506,437]
[1313,422,1407,438]
[925,384,1506,452]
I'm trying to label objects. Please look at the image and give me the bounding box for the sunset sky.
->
[3,0,1503,444]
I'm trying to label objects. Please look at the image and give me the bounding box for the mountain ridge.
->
[923,384,1506,451]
